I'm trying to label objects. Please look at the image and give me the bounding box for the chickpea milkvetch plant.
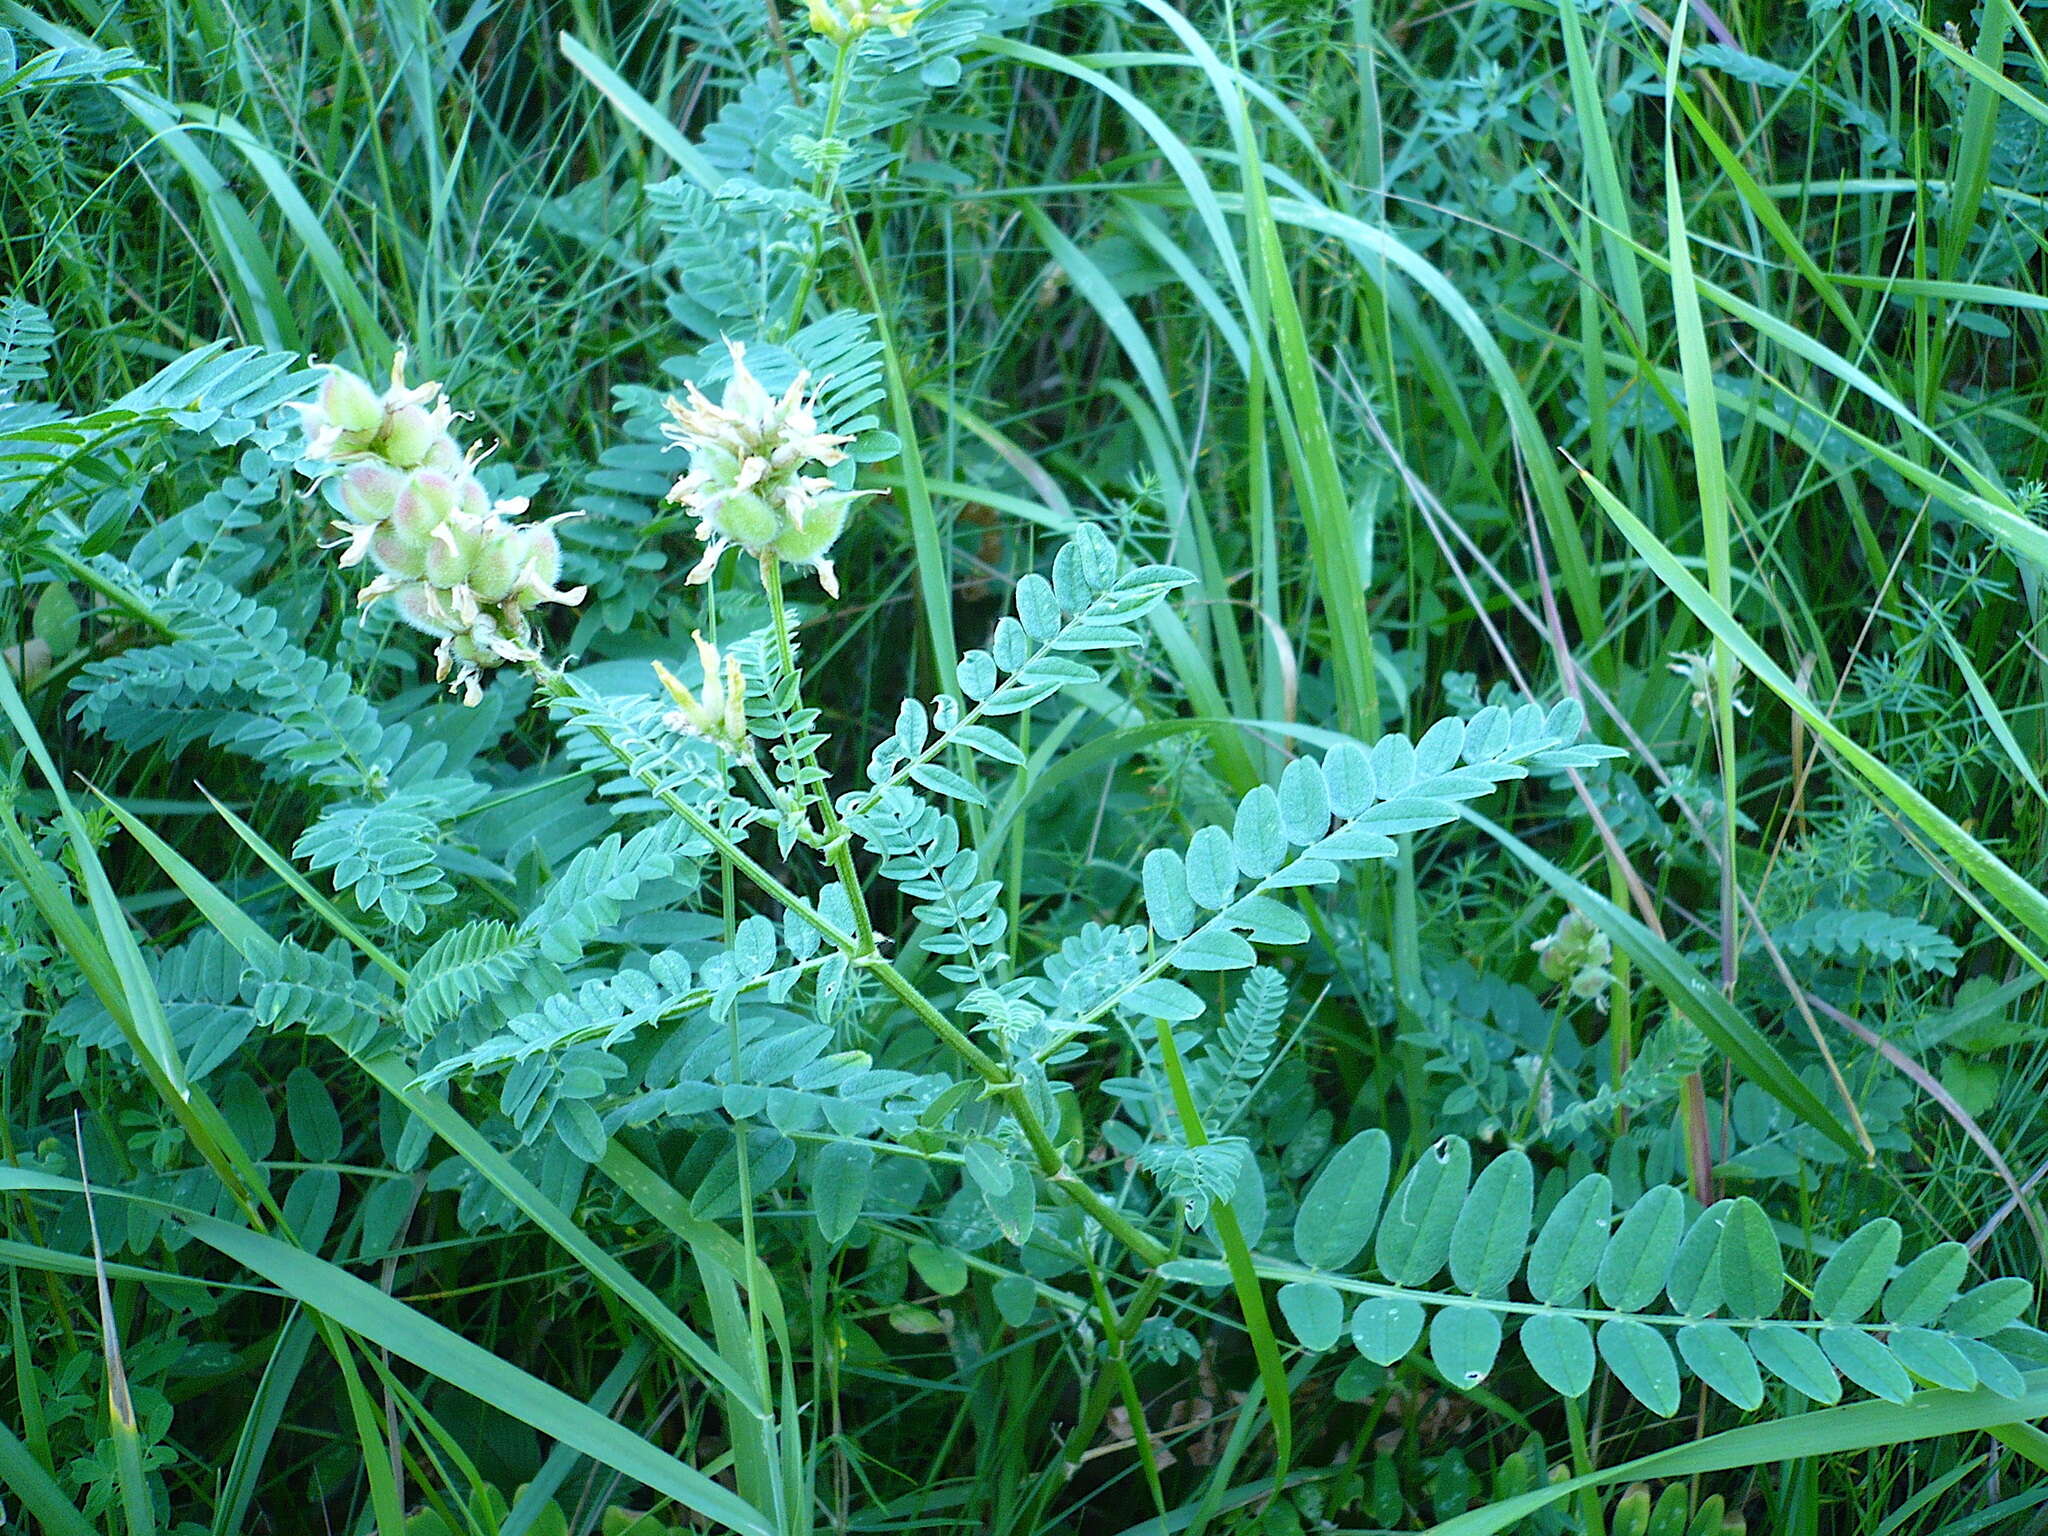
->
[6,0,2048,1530]
[25,328,2035,1536]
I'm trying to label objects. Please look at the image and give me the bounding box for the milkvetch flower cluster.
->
[806,0,925,43]
[661,341,868,598]
[293,353,584,704]
[1531,908,1615,1009]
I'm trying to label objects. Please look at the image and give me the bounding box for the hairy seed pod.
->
[711,489,782,550]
[338,461,407,524]
[369,527,430,579]
[425,519,481,586]
[389,581,457,637]
[379,405,445,468]
[318,368,384,435]
[466,524,526,602]
[770,495,850,565]
[391,469,465,540]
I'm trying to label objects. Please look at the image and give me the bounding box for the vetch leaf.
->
[1450,1149,1532,1297]
[1883,1242,1969,1326]
[1519,1312,1595,1398]
[1820,1327,1914,1404]
[1232,786,1286,878]
[1667,1200,1732,1315]
[1526,1172,1611,1305]
[1142,849,1195,941]
[1350,1296,1425,1366]
[1277,1280,1344,1352]
[1375,1136,1471,1287]
[1184,826,1238,909]
[1813,1218,1901,1324]
[1750,1325,1842,1403]
[1887,1328,1977,1391]
[1599,1318,1681,1415]
[1678,1322,1764,1410]
[1276,758,1330,844]
[1945,1278,2034,1338]
[1718,1198,1784,1318]
[1293,1129,1391,1271]
[811,1142,872,1244]
[1431,1304,1503,1389]
[1597,1184,1684,1312]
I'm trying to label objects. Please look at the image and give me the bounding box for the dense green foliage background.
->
[5,0,2048,1531]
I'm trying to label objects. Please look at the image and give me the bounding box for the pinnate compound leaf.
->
[1519,1312,1595,1398]
[1883,1242,1969,1326]
[1666,1200,1732,1315]
[1294,1129,1391,1272]
[1598,1318,1681,1416]
[1717,1198,1784,1318]
[1944,1278,2034,1338]
[1820,1327,1914,1404]
[811,1142,872,1244]
[1812,1217,1901,1323]
[1449,1149,1532,1297]
[1886,1327,1976,1391]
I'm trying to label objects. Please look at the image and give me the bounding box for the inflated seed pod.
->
[369,527,430,579]
[338,461,407,524]
[424,518,482,586]
[378,403,447,468]
[770,494,849,565]
[388,581,458,638]
[317,368,384,435]
[711,488,783,550]
[465,522,527,602]
[390,469,465,541]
